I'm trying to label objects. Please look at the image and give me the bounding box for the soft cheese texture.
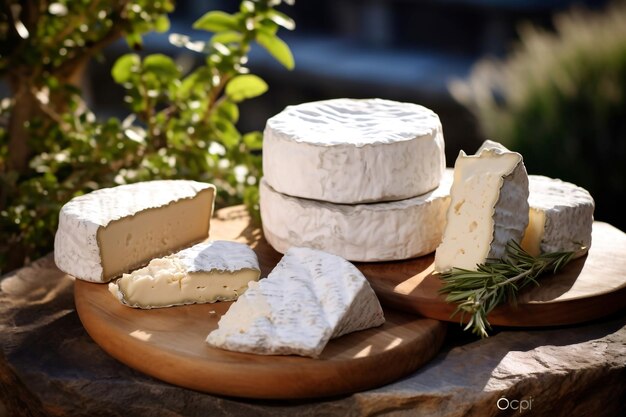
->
[54,180,216,283]
[206,247,385,358]
[109,241,260,309]
[435,141,529,272]
[263,98,445,203]
[260,169,454,262]
[521,176,594,258]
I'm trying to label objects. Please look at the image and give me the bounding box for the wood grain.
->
[73,206,447,399]
[207,206,626,327]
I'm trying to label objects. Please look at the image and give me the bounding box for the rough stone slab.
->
[1,255,625,417]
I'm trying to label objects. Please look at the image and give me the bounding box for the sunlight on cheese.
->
[99,190,214,279]
[521,208,546,257]
[521,175,594,258]
[54,180,216,282]
[435,141,529,272]
[109,241,260,309]
[206,247,385,358]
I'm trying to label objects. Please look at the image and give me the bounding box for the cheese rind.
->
[263,98,445,203]
[522,176,594,258]
[54,180,216,282]
[206,247,385,358]
[109,241,260,309]
[260,169,454,262]
[434,142,529,272]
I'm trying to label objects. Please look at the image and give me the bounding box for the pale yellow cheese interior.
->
[520,208,545,257]
[98,188,214,280]
[111,257,260,308]
[435,152,520,271]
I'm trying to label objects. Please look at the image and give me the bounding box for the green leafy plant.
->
[450,3,626,230]
[0,0,295,274]
[0,0,173,272]
[109,0,295,212]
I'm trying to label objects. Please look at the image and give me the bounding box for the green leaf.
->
[154,15,170,33]
[217,101,239,123]
[126,32,143,50]
[112,54,140,83]
[214,119,241,149]
[225,74,268,102]
[243,131,263,150]
[143,54,180,79]
[193,11,238,32]
[266,10,295,30]
[256,33,294,70]
[211,31,243,45]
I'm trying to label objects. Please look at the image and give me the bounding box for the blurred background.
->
[1,0,624,272]
[88,0,623,221]
[90,0,613,159]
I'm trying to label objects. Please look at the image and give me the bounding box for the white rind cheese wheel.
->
[522,176,594,258]
[206,247,385,358]
[260,169,454,262]
[263,98,446,203]
[54,180,216,283]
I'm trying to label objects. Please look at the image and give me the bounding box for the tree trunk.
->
[7,76,38,175]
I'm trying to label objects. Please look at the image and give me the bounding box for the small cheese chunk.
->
[260,169,454,262]
[206,247,385,358]
[521,176,594,258]
[54,180,215,282]
[263,98,445,203]
[435,141,529,272]
[109,241,260,309]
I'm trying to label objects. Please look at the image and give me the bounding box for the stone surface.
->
[1,255,625,417]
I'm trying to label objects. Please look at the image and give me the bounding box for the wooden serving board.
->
[205,206,626,327]
[73,206,447,400]
[362,221,626,326]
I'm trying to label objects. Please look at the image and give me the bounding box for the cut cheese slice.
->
[206,247,385,358]
[434,141,529,272]
[263,98,445,203]
[260,169,454,262]
[54,180,215,282]
[522,176,594,258]
[109,241,260,309]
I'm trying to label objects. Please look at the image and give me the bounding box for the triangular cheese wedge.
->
[435,140,529,272]
[109,241,260,309]
[206,247,385,358]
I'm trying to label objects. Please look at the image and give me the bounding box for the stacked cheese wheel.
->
[260,98,450,262]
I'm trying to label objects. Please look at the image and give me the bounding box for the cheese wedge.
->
[206,247,385,358]
[434,141,529,272]
[521,176,594,258]
[54,180,215,282]
[109,241,260,309]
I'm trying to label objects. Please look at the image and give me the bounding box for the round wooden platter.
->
[204,206,626,327]
[73,207,447,400]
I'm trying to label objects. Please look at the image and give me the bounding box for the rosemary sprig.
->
[438,241,579,338]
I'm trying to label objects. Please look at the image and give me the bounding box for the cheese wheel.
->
[260,170,453,262]
[54,180,215,282]
[522,175,594,258]
[263,98,445,203]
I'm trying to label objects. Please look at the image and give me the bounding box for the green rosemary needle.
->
[438,240,579,338]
